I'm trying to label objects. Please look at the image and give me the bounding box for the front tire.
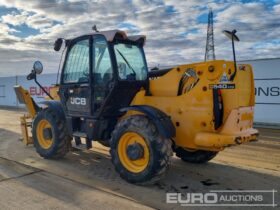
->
[32,108,71,159]
[110,115,173,184]
[175,147,218,163]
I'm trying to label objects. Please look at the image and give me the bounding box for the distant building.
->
[239,58,280,127]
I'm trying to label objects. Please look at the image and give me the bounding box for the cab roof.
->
[94,30,146,44]
[68,30,146,45]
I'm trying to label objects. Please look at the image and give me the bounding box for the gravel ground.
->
[0,108,279,210]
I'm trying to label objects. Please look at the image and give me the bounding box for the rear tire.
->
[32,108,71,159]
[175,147,218,163]
[110,115,173,185]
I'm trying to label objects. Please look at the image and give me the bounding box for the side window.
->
[63,39,89,83]
[114,43,147,81]
[93,36,113,84]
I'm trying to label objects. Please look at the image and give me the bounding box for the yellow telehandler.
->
[14,29,258,184]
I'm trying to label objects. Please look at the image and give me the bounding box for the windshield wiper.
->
[116,49,136,75]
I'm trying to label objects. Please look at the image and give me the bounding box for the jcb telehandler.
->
[14,29,258,184]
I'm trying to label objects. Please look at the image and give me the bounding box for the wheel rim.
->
[117,132,150,173]
[36,119,53,149]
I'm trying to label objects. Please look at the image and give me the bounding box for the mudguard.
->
[120,105,176,139]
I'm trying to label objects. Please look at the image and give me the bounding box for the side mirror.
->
[33,61,43,74]
[54,38,63,51]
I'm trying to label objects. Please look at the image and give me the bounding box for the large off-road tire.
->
[110,115,173,185]
[175,147,218,163]
[32,108,71,159]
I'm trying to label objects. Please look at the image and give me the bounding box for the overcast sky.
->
[0,0,279,76]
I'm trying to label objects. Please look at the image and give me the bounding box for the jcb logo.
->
[70,97,86,106]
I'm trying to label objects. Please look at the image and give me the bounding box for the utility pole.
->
[204,8,215,61]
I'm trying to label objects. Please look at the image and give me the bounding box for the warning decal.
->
[220,72,230,83]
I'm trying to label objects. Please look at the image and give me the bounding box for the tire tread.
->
[110,115,173,185]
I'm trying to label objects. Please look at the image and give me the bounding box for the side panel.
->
[59,85,91,116]
[132,60,256,150]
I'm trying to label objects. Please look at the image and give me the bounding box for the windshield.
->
[114,43,147,81]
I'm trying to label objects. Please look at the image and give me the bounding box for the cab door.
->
[59,36,92,116]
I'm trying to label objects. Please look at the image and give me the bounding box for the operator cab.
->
[51,30,149,140]
[26,30,149,141]
[58,30,148,119]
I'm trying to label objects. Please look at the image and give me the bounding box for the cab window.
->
[114,43,147,81]
[93,36,113,84]
[63,39,89,83]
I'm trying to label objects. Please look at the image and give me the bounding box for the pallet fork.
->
[14,86,40,145]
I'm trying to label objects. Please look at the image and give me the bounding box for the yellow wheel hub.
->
[118,132,150,173]
[36,119,53,149]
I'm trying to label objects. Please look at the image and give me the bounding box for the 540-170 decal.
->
[209,84,236,89]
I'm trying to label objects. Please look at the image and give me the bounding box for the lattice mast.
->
[204,9,216,61]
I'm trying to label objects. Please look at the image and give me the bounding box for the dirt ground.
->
[0,108,279,210]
